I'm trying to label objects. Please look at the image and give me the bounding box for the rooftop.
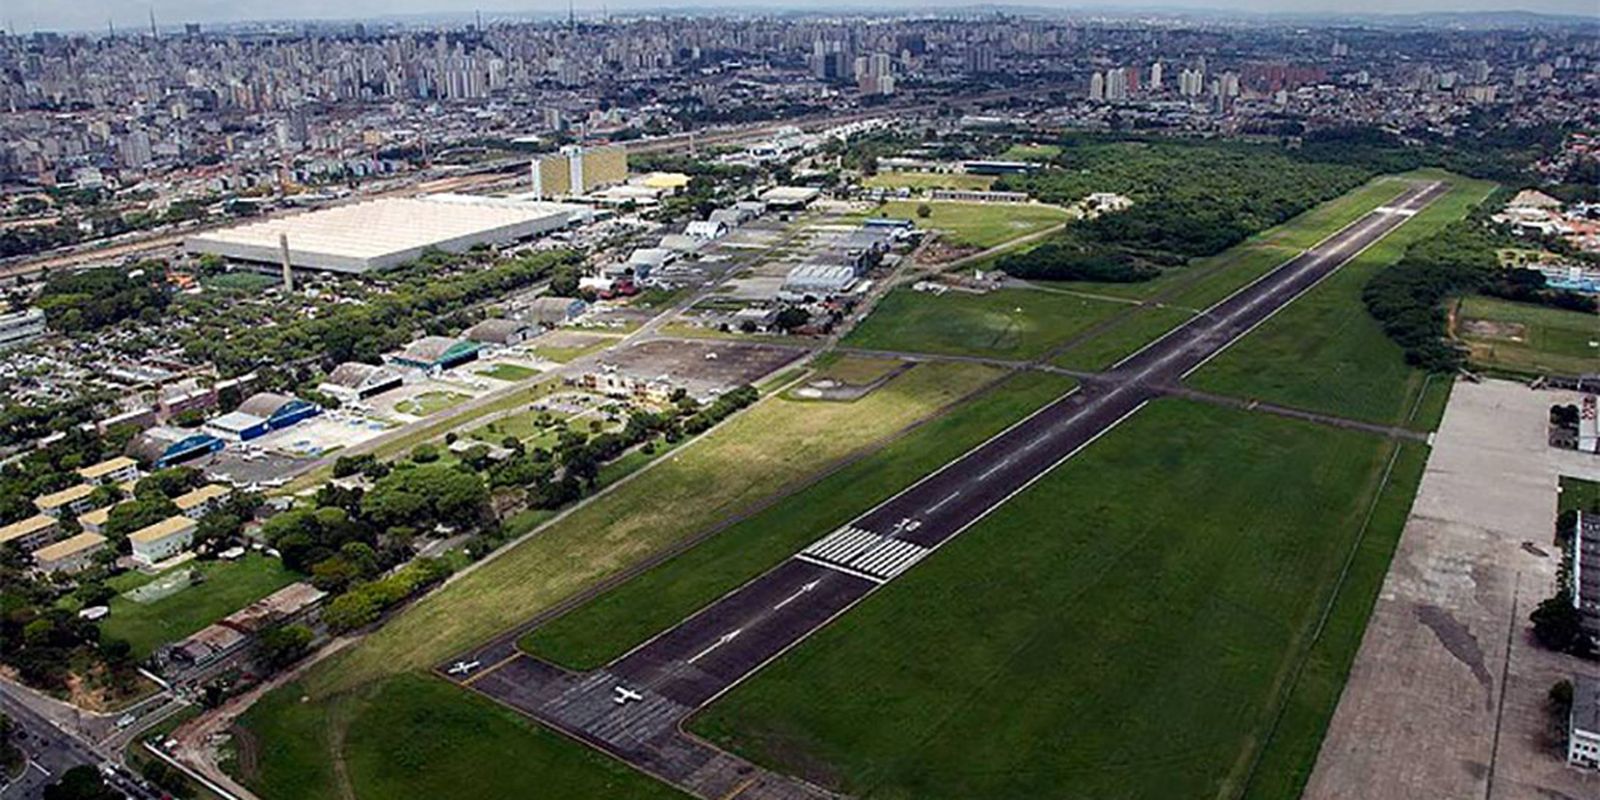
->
[0,514,57,545]
[173,484,232,512]
[78,456,136,480]
[32,532,106,563]
[129,515,197,544]
[1576,674,1600,735]
[34,483,95,511]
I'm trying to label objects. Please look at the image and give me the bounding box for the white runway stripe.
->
[798,526,931,581]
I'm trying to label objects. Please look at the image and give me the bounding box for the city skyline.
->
[6,0,1598,35]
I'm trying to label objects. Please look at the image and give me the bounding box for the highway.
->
[447,180,1447,799]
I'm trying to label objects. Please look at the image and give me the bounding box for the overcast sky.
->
[6,0,1597,34]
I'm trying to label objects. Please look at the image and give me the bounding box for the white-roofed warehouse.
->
[184,194,590,274]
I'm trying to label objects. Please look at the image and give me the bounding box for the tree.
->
[774,307,810,332]
[0,713,20,776]
[1531,592,1595,658]
[254,624,313,672]
[43,765,123,800]
[916,203,932,218]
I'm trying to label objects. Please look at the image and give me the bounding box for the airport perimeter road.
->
[446,181,1448,800]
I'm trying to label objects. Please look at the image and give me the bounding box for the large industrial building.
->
[529,144,628,199]
[184,194,589,274]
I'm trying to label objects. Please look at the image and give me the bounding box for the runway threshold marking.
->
[460,651,522,687]
[794,553,887,584]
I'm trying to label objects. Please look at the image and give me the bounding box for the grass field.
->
[804,353,904,385]
[844,287,1126,361]
[1252,178,1406,251]
[474,363,539,382]
[102,555,299,659]
[860,201,1068,249]
[1051,304,1195,371]
[691,400,1409,800]
[395,391,470,416]
[1189,173,1498,426]
[524,370,1075,668]
[295,361,1005,698]
[527,336,617,363]
[999,143,1061,161]
[1456,294,1599,376]
[862,172,996,192]
[1561,476,1600,515]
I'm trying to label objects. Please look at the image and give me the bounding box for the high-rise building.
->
[1179,67,1205,97]
[1089,71,1105,102]
[1105,67,1129,102]
[1149,61,1163,91]
[530,144,627,199]
[857,52,894,96]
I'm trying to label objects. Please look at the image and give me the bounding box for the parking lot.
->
[594,338,806,397]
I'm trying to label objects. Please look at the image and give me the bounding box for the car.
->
[115,714,136,729]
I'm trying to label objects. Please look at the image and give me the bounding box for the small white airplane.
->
[447,660,481,676]
[613,685,644,705]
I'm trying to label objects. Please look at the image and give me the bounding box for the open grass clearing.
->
[859,201,1068,249]
[1251,177,1406,251]
[806,353,904,385]
[524,370,1075,668]
[1051,304,1196,371]
[1561,476,1600,515]
[863,172,996,192]
[692,400,1409,800]
[473,363,539,382]
[844,287,1126,361]
[999,143,1061,161]
[1188,173,1498,427]
[1456,294,1598,376]
[395,391,471,417]
[288,360,1006,698]
[102,554,299,659]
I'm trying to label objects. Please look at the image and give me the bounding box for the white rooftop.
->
[185,194,588,274]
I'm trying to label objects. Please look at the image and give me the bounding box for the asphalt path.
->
[446,180,1447,798]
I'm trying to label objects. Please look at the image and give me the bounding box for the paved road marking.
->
[687,629,742,665]
[800,527,931,581]
[926,490,961,514]
[773,580,820,611]
[719,778,758,800]
[977,457,1013,481]
[794,553,887,584]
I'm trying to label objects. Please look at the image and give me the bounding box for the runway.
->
[444,180,1448,799]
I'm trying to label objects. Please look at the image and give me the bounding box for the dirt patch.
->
[1459,319,1526,342]
[917,238,980,265]
[228,723,260,782]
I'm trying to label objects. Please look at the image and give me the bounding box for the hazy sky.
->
[6,0,1597,33]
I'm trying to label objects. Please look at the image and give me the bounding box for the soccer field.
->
[691,400,1413,800]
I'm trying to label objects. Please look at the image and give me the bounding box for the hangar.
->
[202,392,321,442]
[388,336,481,371]
[130,427,226,468]
[183,194,589,274]
[318,362,404,404]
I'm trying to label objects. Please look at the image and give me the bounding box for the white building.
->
[130,516,198,566]
[1570,674,1600,769]
[685,220,729,241]
[32,533,107,574]
[0,308,46,350]
[77,456,139,486]
[173,485,233,520]
[780,264,857,301]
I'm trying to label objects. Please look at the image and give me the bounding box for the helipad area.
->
[184,194,589,274]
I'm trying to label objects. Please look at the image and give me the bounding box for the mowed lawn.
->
[237,674,686,800]
[1189,173,1498,427]
[291,361,1005,700]
[691,400,1406,800]
[862,172,995,192]
[861,201,1068,249]
[844,287,1126,361]
[1051,303,1195,371]
[1251,177,1406,251]
[1456,294,1599,376]
[103,554,299,659]
[525,370,1075,668]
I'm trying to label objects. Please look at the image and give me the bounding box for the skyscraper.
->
[1089,71,1105,102]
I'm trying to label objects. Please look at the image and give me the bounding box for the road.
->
[0,683,160,800]
[439,180,1449,799]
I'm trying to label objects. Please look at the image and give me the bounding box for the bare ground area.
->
[1307,379,1600,800]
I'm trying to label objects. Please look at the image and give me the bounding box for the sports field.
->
[861,201,1068,249]
[844,287,1125,361]
[102,554,299,659]
[862,172,996,192]
[524,370,1075,668]
[1189,173,1497,426]
[1456,294,1598,376]
[691,400,1415,800]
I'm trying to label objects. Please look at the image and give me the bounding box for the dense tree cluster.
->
[1361,221,1501,372]
[322,557,453,633]
[181,249,578,377]
[35,265,171,333]
[992,138,1370,281]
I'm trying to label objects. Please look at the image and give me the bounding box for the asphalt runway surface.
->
[445,180,1448,799]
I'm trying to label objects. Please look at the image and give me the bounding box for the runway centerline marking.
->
[773,580,819,611]
[926,490,960,514]
[977,457,1013,480]
[687,628,742,665]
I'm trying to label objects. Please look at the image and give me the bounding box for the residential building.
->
[1570,674,1600,769]
[173,484,233,519]
[31,533,107,574]
[33,484,98,518]
[78,456,139,486]
[129,515,198,566]
[1575,511,1600,641]
[0,515,60,552]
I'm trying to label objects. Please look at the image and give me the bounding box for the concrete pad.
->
[1307,379,1600,800]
